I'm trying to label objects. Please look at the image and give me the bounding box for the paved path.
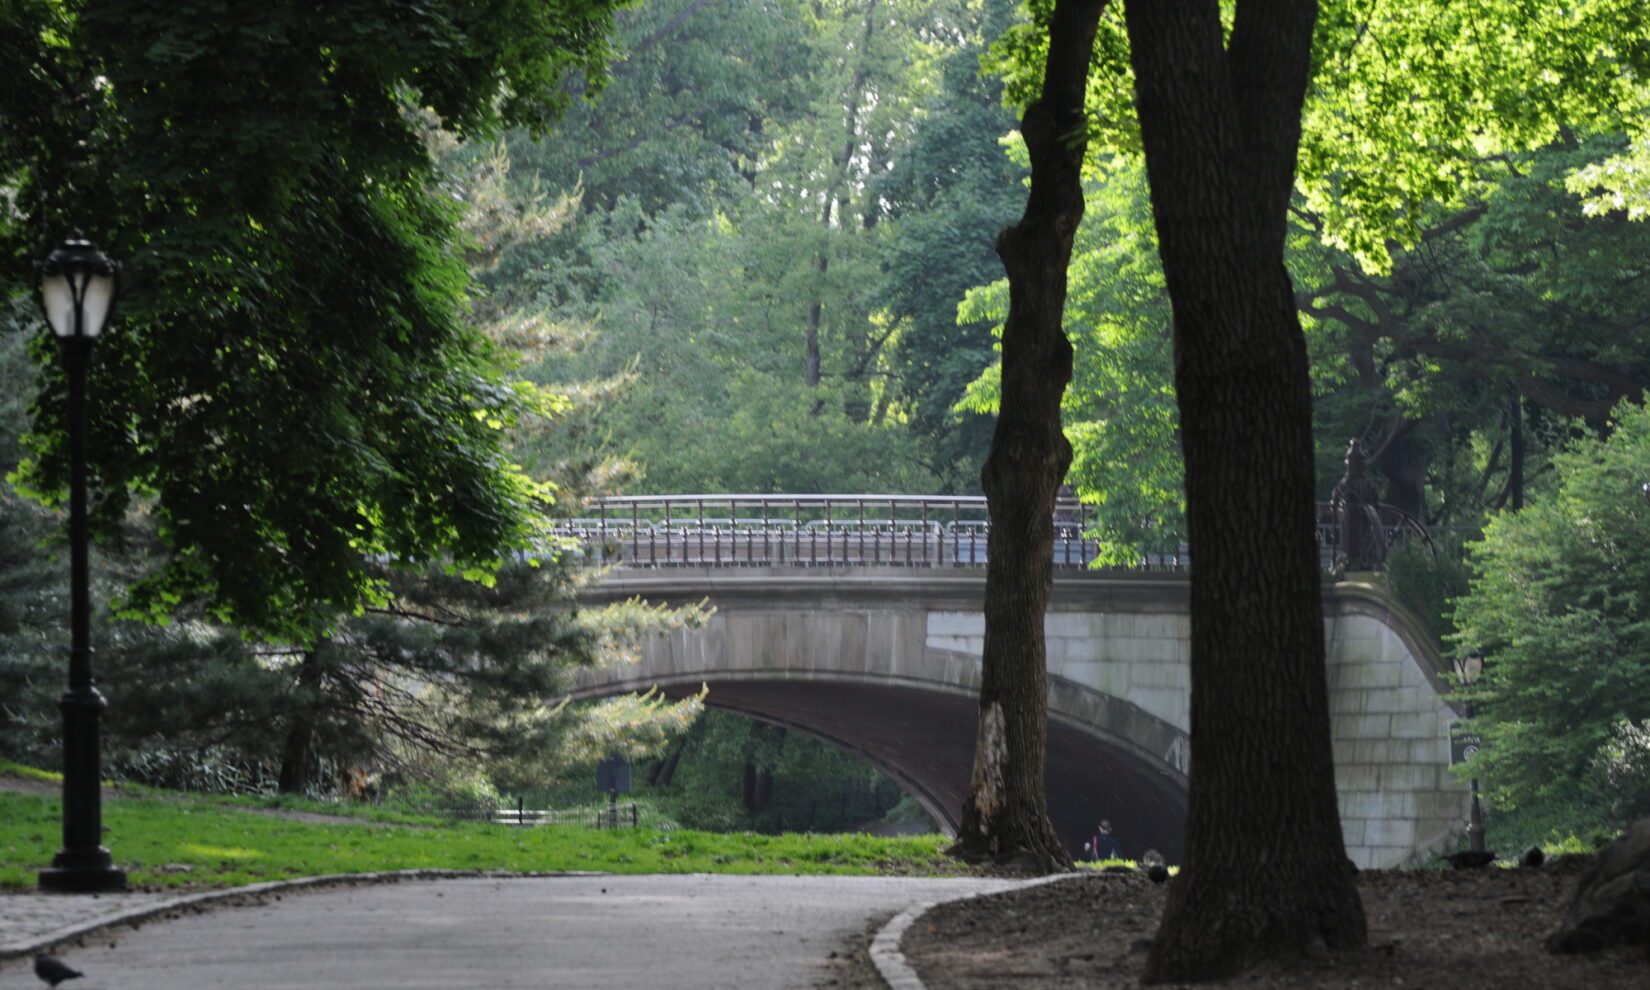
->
[0,874,1022,989]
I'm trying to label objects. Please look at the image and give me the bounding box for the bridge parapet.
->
[551,494,1424,573]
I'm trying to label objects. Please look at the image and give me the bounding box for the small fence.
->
[548,494,1429,574]
[489,802,643,829]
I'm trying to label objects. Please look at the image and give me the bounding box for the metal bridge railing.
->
[547,494,1430,574]
[552,494,1168,571]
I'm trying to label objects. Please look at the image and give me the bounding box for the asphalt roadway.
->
[0,873,1023,989]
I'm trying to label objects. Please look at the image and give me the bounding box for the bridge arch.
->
[568,567,1467,868]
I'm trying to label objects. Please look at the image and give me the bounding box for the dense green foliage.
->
[1451,400,1650,824]
[507,0,1023,494]
[2,0,624,642]
[0,2,704,803]
[961,140,1650,567]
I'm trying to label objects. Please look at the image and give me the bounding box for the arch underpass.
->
[566,565,1466,868]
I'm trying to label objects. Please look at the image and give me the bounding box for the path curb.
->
[869,872,1078,990]
[0,868,598,961]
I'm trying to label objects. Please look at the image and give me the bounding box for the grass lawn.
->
[0,786,982,891]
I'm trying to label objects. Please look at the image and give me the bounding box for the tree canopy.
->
[2,0,626,642]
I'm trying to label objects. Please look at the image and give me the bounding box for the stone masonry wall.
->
[928,597,1467,869]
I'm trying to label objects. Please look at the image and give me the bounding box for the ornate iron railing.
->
[547,494,1427,572]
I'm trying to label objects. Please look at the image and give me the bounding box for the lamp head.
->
[1455,648,1485,685]
[36,232,118,340]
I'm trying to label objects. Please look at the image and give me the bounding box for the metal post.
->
[39,337,125,892]
[1465,695,1485,854]
[1467,778,1486,854]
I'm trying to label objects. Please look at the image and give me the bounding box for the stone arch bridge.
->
[558,496,1465,868]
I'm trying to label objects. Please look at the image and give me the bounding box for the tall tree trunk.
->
[1126,0,1367,980]
[277,648,325,794]
[946,0,1104,873]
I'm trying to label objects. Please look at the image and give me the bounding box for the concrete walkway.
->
[0,873,1023,989]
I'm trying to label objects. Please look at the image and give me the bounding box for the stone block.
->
[1336,660,1404,690]
[1133,613,1185,641]
[1081,663,1132,699]
[1350,739,1408,763]
[1416,790,1468,823]
[926,611,984,638]
[1337,790,1389,821]
[1130,660,1189,691]
[1410,738,1446,764]
[1364,817,1417,848]
[1332,712,1392,740]
[1360,687,1405,714]
[1044,635,1085,664]
[1044,612,1089,638]
[1380,764,1437,792]
[1389,713,1439,740]
[1336,764,1381,791]
[1328,688,1364,715]
[1130,688,1187,729]
[928,634,983,657]
[1343,841,1376,871]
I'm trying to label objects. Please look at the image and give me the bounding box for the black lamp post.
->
[1453,648,1487,855]
[35,232,126,893]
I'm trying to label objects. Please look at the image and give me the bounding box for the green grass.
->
[0,786,985,891]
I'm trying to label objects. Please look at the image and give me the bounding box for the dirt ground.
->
[817,858,1649,990]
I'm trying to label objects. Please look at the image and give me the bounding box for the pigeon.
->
[1440,850,1497,869]
[1518,845,1545,869]
[34,954,83,987]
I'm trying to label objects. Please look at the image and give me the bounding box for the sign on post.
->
[597,755,631,794]
[1449,721,1483,766]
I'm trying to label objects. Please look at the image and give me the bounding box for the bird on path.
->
[34,954,83,987]
[1145,862,1170,884]
[1440,850,1497,870]
[1518,845,1545,868]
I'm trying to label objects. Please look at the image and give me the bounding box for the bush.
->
[1452,397,1650,823]
[1594,718,1650,821]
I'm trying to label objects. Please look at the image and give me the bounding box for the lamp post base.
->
[39,848,126,893]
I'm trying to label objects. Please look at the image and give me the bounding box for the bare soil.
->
[819,859,1649,990]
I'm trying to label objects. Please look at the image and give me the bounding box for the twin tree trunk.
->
[948,0,1104,872]
[955,0,1368,974]
[1125,0,1366,980]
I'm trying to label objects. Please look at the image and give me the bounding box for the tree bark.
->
[1124,0,1367,980]
[277,648,325,794]
[946,0,1104,873]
